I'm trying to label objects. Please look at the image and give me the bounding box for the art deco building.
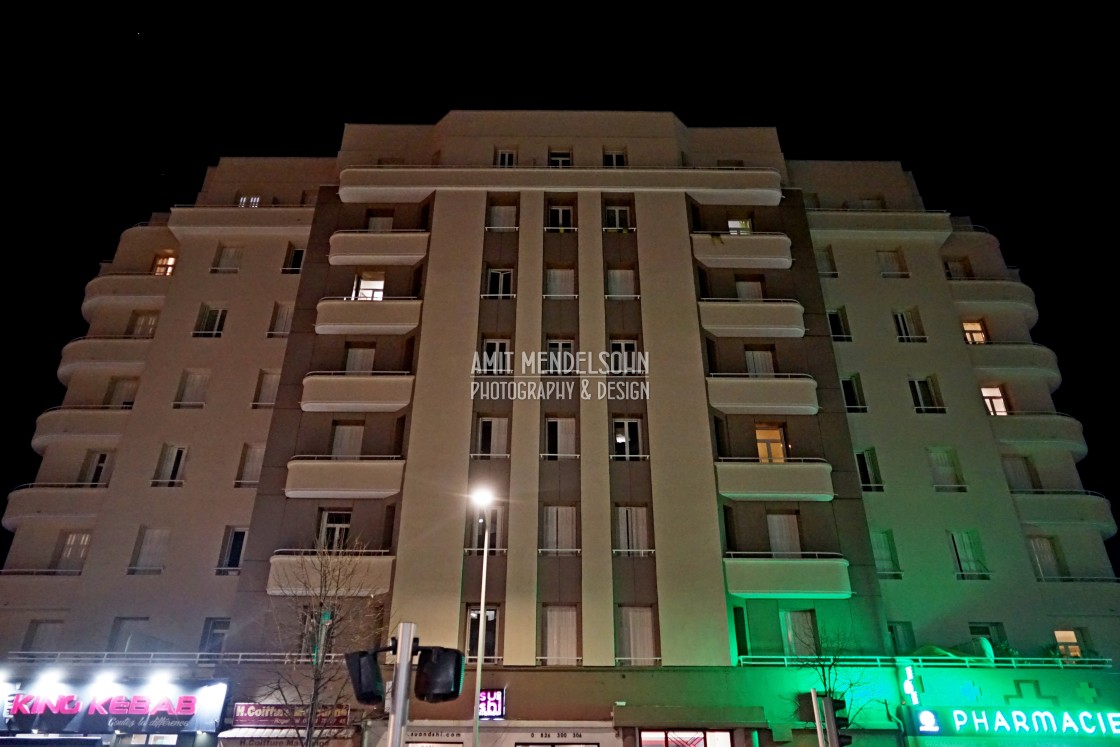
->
[2,111,1116,747]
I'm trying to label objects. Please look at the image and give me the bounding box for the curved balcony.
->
[267,549,394,596]
[328,229,429,266]
[301,372,415,412]
[724,552,851,599]
[715,458,834,501]
[284,456,405,499]
[691,232,792,269]
[32,406,129,453]
[1012,490,1117,536]
[988,411,1087,459]
[3,484,106,530]
[950,277,1038,328]
[167,205,314,238]
[968,342,1060,390]
[706,374,818,415]
[81,273,170,318]
[0,573,83,602]
[314,298,422,335]
[57,336,150,385]
[698,299,805,338]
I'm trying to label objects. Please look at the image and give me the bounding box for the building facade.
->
[2,111,1116,747]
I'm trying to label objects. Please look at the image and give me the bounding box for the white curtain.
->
[215,246,241,269]
[542,506,577,550]
[346,346,377,373]
[154,445,186,482]
[271,303,294,335]
[56,532,90,571]
[928,449,961,486]
[331,424,364,457]
[607,269,635,296]
[180,371,210,403]
[1029,536,1061,578]
[257,371,280,404]
[783,610,818,655]
[735,281,763,300]
[544,606,578,664]
[744,349,775,375]
[616,507,649,551]
[619,607,655,663]
[546,268,576,295]
[951,531,986,574]
[556,418,576,454]
[239,444,265,483]
[367,216,394,232]
[488,418,509,455]
[134,527,170,569]
[767,513,802,556]
[1002,455,1036,491]
[871,531,897,573]
[877,250,904,274]
[488,206,517,228]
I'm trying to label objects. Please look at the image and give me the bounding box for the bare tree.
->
[786,623,877,727]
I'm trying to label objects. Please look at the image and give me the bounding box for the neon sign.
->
[904,706,1120,738]
[478,688,505,720]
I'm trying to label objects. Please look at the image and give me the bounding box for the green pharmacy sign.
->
[903,706,1120,738]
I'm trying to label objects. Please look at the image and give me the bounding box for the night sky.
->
[6,29,1116,570]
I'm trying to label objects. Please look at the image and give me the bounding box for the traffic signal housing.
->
[823,696,853,746]
[414,646,465,703]
[345,650,385,705]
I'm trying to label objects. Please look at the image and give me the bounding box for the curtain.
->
[607,269,635,296]
[735,281,763,300]
[544,606,578,664]
[134,527,170,569]
[180,371,209,403]
[744,349,775,375]
[783,610,818,655]
[546,268,576,295]
[271,303,294,335]
[1001,455,1036,491]
[489,206,517,228]
[952,531,986,574]
[617,507,649,551]
[331,424,364,457]
[1029,536,1061,577]
[257,372,280,404]
[346,346,377,373]
[767,513,802,555]
[871,531,897,572]
[542,506,577,550]
[239,444,265,483]
[619,606,655,663]
[928,449,961,486]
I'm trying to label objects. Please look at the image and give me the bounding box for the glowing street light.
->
[470,487,494,747]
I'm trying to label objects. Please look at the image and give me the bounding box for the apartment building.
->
[1,111,1116,747]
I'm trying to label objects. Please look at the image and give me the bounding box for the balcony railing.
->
[736,654,1112,669]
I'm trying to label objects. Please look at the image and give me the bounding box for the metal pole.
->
[809,688,826,747]
[472,511,490,747]
[388,622,417,747]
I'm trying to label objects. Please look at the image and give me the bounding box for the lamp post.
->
[470,488,494,747]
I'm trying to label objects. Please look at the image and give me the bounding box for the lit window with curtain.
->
[542,605,578,664]
[766,512,802,556]
[617,606,656,665]
[755,424,787,463]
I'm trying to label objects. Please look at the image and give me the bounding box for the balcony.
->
[301,372,415,412]
[315,298,422,335]
[32,406,130,452]
[806,209,954,240]
[949,277,1038,328]
[967,342,1060,390]
[167,204,314,238]
[698,299,805,337]
[284,456,405,498]
[724,552,851,598]
[1012,490,1117,535]
[267,549,394,596]
[691,232,792,269]
[714,458,834,501]
[706,374,818,415]
[3,484,105,530]
[328,229,429,266]
[81,273,170,318]
[57,336,151,384]
[988,412,1087,459]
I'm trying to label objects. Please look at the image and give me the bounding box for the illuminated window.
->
[1028,535,1066,579]
[542,605,578,664]
[872,530,901,579]
[1054,628,1090,658]
[540,506,578,554]
[893,308,927,342]
[962,319,988,343]
[602,149,627,168]
[781,609,819,655]
[841,375,867,412]
[755,424,787,463]
[855,448,883,491]
[151,252,176,276]
[351,270,385,300]
[548,149,572,168]
[618,606,657,665]
[928,447,966,492]
[982,385,1010,416]
[728,218,753,235]
[51,531,91,573]
[641,731,731,747]
[827,308,852,341]
[877,249,909,277]
[494,148,517,167]
[193,304,227,337]
[612,418,644,460]
[909,377,945,413]
[949,530,990,580]
[237,195,261,208]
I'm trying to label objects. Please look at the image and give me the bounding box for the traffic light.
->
[414,646,465,703]
[345,650,385,705]
[823,696,853,747]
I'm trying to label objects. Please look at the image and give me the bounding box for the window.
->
[872,530,902,579]
[495,148,517,167]
[981,385,1010,416]
[541,506,578,554]
[546,205,574,231]
[841,375,867,412]
[151,444,187,487]
[151,252,177,276]
[108,617,149,652]
[877,249,909,278]
[617,606,656,665]
[269,303,294,337]
[127,311,160,338]
[887,622,915,656]
[22,619,64,652]
[944,256,974,279]
[604,205,632,230]
[615,506,650,554]
[129,526,170,574]
[612,418,644,460]
[962,319,989,344]
[318,510,352,551]
[1028,535,1066,579]
[237,195,261,208]
[767,512,801,556]
[610,339,641,374]
[827,308,852,341]
[909,377,945,413]
[487,205,518,230]
[51,531,90,573]
[928,447,966,491]
[174,369,210,409]
[602,149,627,168]
[345,343,376,374]
[545,339,575,374]
[282,244,305,274]
[351,270,386,300]
[367,213,393,232]
[744,347,775,376]
[542,605,578,664]
[1054,629,1090,658]
[200,618,231,654]
[548,149,572,168]
[545,267,576,296]
[105,377,139,408]
[606,268,637,298]
[728,218,753,235]
[475,417,509,458]
[815,245,838,277]
[485,268,514,298]
[755,424,787,463]
[253,370,280,408]
[217,526,247,575]
[781,609,819,656]
[236,443,265,487]
[479,339,512,374]
[78,450,113,486]
[467,504,503,552]
[950,530,990,580]
[855,448,884,491]
[893,308,927,342]
[193,304,227,337]
[298,605,336,656]
[1001,455,1040,492]
[544,417,577,459]
[210,245,242,273]
[735,278,764,300]
[330,421,364,457]
[467,606,499,661]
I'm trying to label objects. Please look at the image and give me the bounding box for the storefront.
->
[217,703,357,747]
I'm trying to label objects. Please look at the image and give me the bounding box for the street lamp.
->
[470,488,494,747]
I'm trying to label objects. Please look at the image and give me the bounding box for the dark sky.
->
[6,28,1116,570]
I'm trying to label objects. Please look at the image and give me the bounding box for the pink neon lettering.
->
[150,698,176,715]
[128,696,149,715]
[108,696,130,715]
[176,696,197,715]
[88,697,109,715]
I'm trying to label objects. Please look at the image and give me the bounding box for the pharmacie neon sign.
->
[904,706,1120,738]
